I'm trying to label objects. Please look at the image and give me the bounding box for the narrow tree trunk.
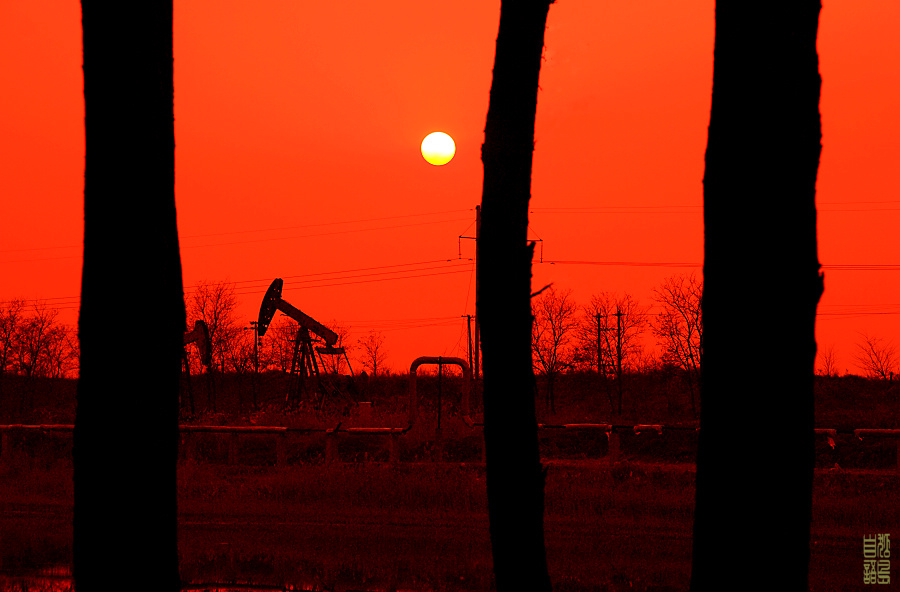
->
[478,1,553,591]
[691,3,823,590]
[74,3,183,590]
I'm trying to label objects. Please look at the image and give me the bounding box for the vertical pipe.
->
[616,307,623,414]
[408,369,417,426]
[466,315,474,376]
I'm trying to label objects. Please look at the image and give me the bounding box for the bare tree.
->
[75,1,182,588]
[477,0,554,589]
[223,327,258,413]
[633,350,662,375]
[265,317,299,373]
[224,327,256,375]
[45,323,79,379]
[691,1,824,589]
[817,344,838,377]
[16,303,60,380]
[577,292,648,414]
[0,302,77,385]
[854,334,897,380]
[4,302,75,415]
[321,320,351,374]
[651,273,703,415]
[189,280,240,373]
[531,286,578,413]
[0,299,25,388]
[357,331,388,377]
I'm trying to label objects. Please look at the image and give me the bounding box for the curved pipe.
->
[408,356,477,427]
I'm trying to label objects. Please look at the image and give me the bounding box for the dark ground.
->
[0,459,897,591]
[1,371,898,590]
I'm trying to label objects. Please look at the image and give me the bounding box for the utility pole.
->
[597,312,614,411]
[614,307,625,415]
[463,314,474,375]
[474,205,481,379]
[250,321,260,375]
[249,321,260,411]
[458,206,482,380]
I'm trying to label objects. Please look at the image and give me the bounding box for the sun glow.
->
[421,132,455,165]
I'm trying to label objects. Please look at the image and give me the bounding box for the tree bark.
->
[75,3,183,590]
[478,1,553,591]
[691,2,823,590]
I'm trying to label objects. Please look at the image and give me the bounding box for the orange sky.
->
[1,1,898,374]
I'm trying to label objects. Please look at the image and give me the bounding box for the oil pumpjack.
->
[182,319,212,415]
[257,278,357,409]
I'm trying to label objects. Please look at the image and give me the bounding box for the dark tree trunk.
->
[478,1,553,591]
[691,3,823,591]
[75,3,183,590]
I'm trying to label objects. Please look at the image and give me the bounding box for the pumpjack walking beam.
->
[257,278,353,409]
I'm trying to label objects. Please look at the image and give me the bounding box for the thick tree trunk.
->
[74,3,183,590]
[691,2,823,591]
[478,1,553,591]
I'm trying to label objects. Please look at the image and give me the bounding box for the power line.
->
[350,319,462,333]
[0,259,472,306]
[819,200,900,204]
[230,261,470,293]
[228,267,472,297]
[542,260,900,271]
[529,200,900,215]
[179,216,471,251]
[823,265,900,271]
[180,208,473,239]
[192,259,464,289]
[543,260,701,268]
[6,257,900,309]
[0,217,471,264]
[531,207,700,215]
[319,315,462,332]
[0,274,476,318]
[0,208,474,255]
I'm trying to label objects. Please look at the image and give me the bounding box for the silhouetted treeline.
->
[0,300,78,382]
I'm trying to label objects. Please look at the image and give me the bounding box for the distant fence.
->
[0,423,409,467]
[1,423,899,470]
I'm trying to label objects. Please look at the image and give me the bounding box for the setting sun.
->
[420,131,455,165]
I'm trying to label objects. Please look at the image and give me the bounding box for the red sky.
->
[1,1,898,374]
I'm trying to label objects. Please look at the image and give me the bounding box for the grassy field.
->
[1,371,899,590]
[1,458,898,591]
[3,370,900,429]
